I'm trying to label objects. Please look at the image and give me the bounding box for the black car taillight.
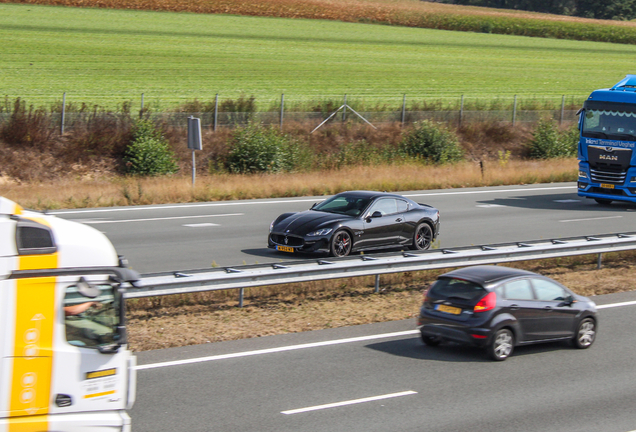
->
[474,292,496,313]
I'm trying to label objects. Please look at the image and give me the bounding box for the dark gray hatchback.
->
[416,265,598,361]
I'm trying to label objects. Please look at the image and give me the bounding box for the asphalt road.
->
[131,291,636,432]
[54,182,636,273]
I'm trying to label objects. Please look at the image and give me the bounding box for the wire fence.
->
[0,93,582,132]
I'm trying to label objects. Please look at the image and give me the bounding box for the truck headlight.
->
[579,170,588,179]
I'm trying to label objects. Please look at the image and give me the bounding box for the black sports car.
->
[268,191,440,257]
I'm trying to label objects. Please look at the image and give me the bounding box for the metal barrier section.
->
[126,232,636,299]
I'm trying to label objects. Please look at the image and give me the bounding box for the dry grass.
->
[126,251,636,351]
[1,158,576,210]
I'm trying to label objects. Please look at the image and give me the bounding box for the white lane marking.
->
[554,199,581,203]
[597,300,636,309]
[476,204,506,208]
[136,298,636,371]
[70,213,243,224]
[183,223,219,228]
[281,391,417,415]
[559,216,623,223]
[52,185,576,214]
[135,330,419,371]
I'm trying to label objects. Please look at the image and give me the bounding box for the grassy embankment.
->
[2,2,636,109]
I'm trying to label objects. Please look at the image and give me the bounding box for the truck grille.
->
[590,168,627,184]
[270,234,304,247]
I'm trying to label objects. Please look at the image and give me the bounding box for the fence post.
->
[139,93,144,119]
[280,93,284,130]
[560,95,565,125]
[213,93,219,132]
[60,92,66,135]
[401,94,406,127]
[342,94,347,123]
[512,95,517,126]
[459,94,464,127]
[375,274,380,293]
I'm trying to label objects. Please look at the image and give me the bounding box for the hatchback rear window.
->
[429,278,486,302]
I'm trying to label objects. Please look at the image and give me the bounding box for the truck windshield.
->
[64,282,122,350]
[582,101,636,140]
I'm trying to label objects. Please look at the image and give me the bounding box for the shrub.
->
[528,119,578,159]
[0,98,54,147]
[399,120,464,164]
[226,124,311,173]
[123,120,178,175]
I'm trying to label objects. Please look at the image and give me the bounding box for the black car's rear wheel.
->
[488,328,514,361]
[573,317,596,349]
[410,223,433,251]
[421,333,441,347]
[330,230,352,257]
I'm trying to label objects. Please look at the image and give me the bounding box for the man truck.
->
[0,197,139,432]
[578,74,636,205]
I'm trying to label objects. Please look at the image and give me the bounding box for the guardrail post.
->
[374,275,380,293]
[239,287,244,307]
[597,253,602,269]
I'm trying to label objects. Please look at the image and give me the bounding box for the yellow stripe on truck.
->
[8,252,58,432]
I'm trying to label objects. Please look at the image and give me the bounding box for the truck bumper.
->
[0,411,131,432]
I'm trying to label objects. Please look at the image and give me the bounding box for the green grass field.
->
[2,3,636,110]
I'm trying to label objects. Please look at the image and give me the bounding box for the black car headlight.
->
[307,228,333,237]
[269,220,275,233]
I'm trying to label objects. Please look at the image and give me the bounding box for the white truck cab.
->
[0,198,138,432]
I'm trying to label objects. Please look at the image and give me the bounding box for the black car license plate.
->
[277,245,294,253]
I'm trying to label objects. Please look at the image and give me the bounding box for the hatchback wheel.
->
[573,318,596,349]
[421,333,441,347]
[488,329,514,361]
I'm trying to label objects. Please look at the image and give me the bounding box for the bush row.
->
[0,97,578,179]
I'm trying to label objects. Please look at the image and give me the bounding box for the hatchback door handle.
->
[510,304,520,311]
[544,306,553,311]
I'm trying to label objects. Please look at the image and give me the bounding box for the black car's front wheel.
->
[573,317,596,349]
[330,230,352,257]
[488,328,514,361]
[410,223,433,251]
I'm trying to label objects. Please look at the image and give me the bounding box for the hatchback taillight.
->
[474,292,496,313]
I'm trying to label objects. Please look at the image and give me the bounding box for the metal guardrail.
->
[125,232,636,301]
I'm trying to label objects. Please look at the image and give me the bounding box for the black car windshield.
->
[313,195,372,216]
[429,278,486,302]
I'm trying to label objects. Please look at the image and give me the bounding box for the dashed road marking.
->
[281,391,417,415]
[559,216,622,223]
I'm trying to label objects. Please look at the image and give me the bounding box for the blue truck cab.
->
[578,75,636,205]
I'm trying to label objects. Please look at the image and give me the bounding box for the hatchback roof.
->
[439,265,536,286]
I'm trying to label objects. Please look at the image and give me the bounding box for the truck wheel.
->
[594,198,612,205]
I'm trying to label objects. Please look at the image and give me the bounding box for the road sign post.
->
[187,116,202,186]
